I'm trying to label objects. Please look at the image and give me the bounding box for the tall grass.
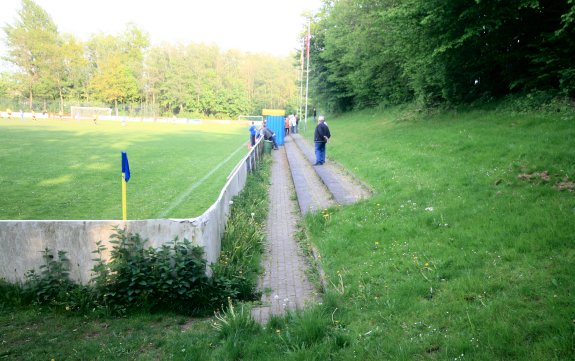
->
[0,118,248,219]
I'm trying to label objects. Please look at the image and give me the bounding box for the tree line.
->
[0,0,300,118]
[307,0,575,112]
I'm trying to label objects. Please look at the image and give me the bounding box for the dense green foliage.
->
[211,158,271,302]
[92,230,210,314]
[23,249,77,305]
[308,0,575,111]
[1,1,298,117]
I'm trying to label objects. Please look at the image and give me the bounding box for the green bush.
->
[24,249,76,305]
[0,278,28,311]
[93,228,210,314]
[209,158,270,307]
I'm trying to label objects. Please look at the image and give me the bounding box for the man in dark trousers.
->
[249,121,257,147]
[261,123,279,150]
[313,115,330,165]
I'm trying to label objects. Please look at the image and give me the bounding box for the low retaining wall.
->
[0,140,263,284]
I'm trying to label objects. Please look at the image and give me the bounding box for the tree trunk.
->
[28,83,33,111]
[59,86,64,114]
[115,99,118,116]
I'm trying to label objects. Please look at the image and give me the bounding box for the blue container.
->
[265,115,285,146]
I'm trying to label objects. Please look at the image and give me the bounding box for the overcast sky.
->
[0,0,321,61]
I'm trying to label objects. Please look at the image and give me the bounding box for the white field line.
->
[158,142,247,218]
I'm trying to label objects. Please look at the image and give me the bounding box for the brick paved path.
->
[251,134,371,324]
[251,147,319,324]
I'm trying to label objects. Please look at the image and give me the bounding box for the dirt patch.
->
[518,171,550,181]
[554,179,575,192]
[518,171,574,192]
[180,318,198,331]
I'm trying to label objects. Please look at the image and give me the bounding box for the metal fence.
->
[0,97,161,117]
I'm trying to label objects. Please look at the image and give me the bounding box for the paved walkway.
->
[251,133,371,324]
[251,146,319,324]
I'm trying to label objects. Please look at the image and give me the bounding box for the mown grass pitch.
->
[0,118,249,220]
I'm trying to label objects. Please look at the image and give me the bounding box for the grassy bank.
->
[304,105,575,359]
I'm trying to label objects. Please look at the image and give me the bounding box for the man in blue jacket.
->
[314,115,331,165]
[249,121,257,146]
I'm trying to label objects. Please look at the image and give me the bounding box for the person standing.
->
[249,121,257,147]
[284,116,290,136]
[313,108,317,123]
[313,115,330,165]
[289,114,296,134]
[295,114,299,133]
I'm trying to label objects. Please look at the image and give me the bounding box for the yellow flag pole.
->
[122,173,127,221]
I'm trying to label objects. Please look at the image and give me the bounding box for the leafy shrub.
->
[0,278,28,310]
[24,249,76,305]
[93,228,209,314]
[209,158,270,307]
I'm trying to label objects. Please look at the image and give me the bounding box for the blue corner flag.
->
[121,151,130,182]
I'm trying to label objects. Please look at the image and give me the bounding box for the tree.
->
[40,34,88,113]
[86,25,148,114]
[3,1,300,118]
[143,46,169,115]
[59,35,90,104]
[308,0,575,110]
[3,0,59,110]
[90,56,139,115]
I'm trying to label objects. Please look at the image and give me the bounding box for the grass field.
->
[1,104,574,360]
[0,118,249,220]
[303,105,575,359]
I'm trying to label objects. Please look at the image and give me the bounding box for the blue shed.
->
[265,115,285,146]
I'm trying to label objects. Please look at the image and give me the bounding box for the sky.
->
[0,0,321,61]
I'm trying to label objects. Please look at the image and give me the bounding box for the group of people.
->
[249,120,279,150]
[284,114,299,136]
[249,113,331,166]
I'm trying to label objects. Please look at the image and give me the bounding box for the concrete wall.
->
[0,140,263,284]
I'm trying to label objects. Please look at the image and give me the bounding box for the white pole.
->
[299,38,304,129]
[304,20,310,133]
